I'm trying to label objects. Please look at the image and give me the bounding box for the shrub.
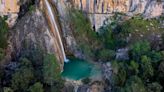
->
[99,25,127,50]
[158,61,164,82]
[11,58,34,91]
[128,60,139,75]
[29,82,44,92]
[97,49,115,61]
[82,77,91,84]
[149,51,162,63]
[69,9,100,58]
[140,55,154,79]
[118,17,150,36]
[147,82,162,92]
[123,76,147,92]
[43,54,61,85]
[0,67,4,86]
[0,17,8,49]
[0,48,5,61]
[3,87,14,92]
[111,61,127,86]
[130,40,151,61]
[43,54,64,92]
[20,45,45,81]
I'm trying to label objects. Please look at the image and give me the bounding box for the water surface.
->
[62,58,101,80]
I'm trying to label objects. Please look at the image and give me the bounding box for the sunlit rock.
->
[0,0,20,27]
[54,0,164,31]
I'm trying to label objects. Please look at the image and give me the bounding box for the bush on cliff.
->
[0,48,5,61]
[69,10,125,60]
[0,17,8,49]
[111,61,127,87]
[68,10,164,91]
[43,54,64,92]
[130,40,151,61]
[69,9,101,59]
[29,82,44,92]
[122,76,147,92]
[11,58,34,92]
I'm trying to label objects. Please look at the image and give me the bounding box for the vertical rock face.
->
[9,9,58,63]
[71,0,163,17]
[54,0,164,30]
[51,0,164,59]
[72,0,129,13]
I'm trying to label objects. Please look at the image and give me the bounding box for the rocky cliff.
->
[54,0,164,30]
[2,0,164,66]
[70,0,163,15]
[7,9,59,64]
[1,0,164,30]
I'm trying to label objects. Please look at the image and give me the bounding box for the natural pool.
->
[62,58,101,80]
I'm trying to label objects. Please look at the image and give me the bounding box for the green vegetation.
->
[128,60,139,75]
[43,54,64,92]
[82,77,91,84]
[119,17,149,35]
[11,58,34,91]
[0,48,5,61]
[0,41,64,92]
[116,16,163,44]
[29,5,36,13]
[43,54,60,85]
[97,49,115,61]
[147,82,163,92]
[130,41,151,61]
[111,61,127,86]
[140,55,154,79]
[29,82,44,92]
[69,9,124,60]
[118,17,160,36]
[3,87,14,92]
[0,17,8,61]
[110,40,163,92]
[69,10,164,92]
[69,9,101,58]
[122,76,147,92]
[0,17,8,49]
[109,17,163,92]
[0,7,163,92]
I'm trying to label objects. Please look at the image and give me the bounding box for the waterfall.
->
[44,0,69,63]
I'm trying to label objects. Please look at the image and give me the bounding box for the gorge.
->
[43,0,102,80]
[0,0,164,92]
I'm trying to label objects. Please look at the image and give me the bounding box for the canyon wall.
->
[1,0,164,65]
[50,0,164,59]
[1,0,164,31]
[54,0,164,30]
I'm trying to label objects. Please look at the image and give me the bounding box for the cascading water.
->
[43,0,101,81]
[44,0,69,63]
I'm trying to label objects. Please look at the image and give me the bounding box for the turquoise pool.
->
[62,58,100,80]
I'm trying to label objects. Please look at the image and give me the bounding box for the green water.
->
[62,58,100,80]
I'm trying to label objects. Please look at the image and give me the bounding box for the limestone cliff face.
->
[71,0,163,16]
[9,9,58,62]
[54,0,164,30]
[50,0,164,59]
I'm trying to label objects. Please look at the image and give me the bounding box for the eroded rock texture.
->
[54,0,164,30]
[9,9,58,62]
